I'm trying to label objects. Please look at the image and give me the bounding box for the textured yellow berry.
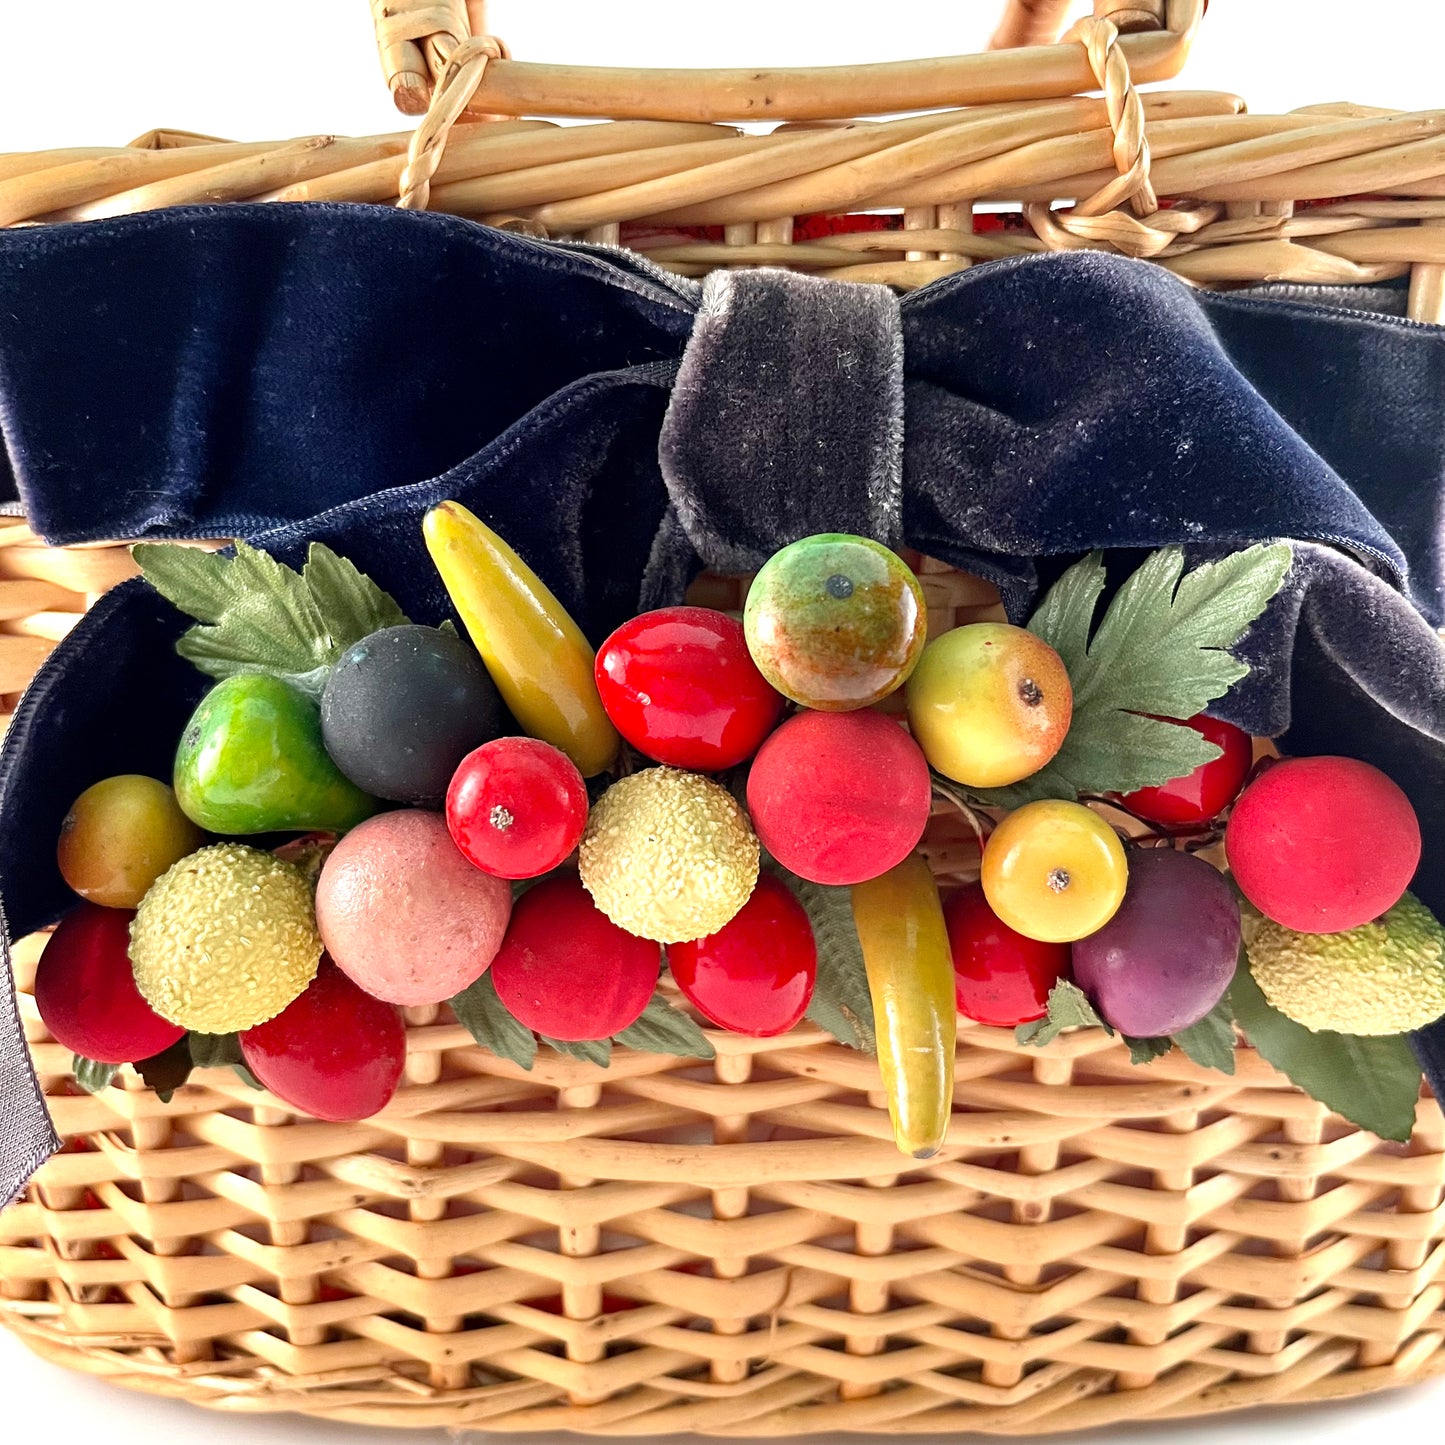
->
[1244,893,1445,1035]
[580,768,759,943]
[130,843,322,1033]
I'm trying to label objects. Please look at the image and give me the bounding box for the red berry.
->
[944,883,1070,1027]
[239,956,407,1121]
[490,877,661,1039]
[1225,755,1421,933]
[1116,714,1252,829]
[447,737,588,879]
[669,874,816,1036]
[34,905,186,1064]
[746,710,932,885]
[595,607,784,771]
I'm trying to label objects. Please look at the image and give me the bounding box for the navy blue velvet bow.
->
[2,203,1445,1203]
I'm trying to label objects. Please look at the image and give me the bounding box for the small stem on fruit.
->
[1046,867,1071,893]
[1079,792,1179,845]
[930,777,995,852]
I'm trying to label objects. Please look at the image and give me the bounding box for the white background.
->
[3,1,1443,1441]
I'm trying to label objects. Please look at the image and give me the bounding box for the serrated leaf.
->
[615,994,715,1059]
[451,971,537,1071]
[1231,956,1420,1142]
[1125,1035,1173,1065]
[1016,981,1110,1047]
[136,539,407,690]
[134,1038,194,1103]
[72,1055,119,1094]
[188,1033,243,1069]
[541,1035,612,1066]
[1173,996,1237,1075]
[770,865,875,1051]
[973,544,1291,807]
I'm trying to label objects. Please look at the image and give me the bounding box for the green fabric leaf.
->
[771,865,875,1051]
[1173,996,1238,1075]
[136,539,407,690]
[72,1055,119,1094]
[542,1036,613,1066]
[232,1062,265,1091]
[1016,981,1111,1047]
[615,994,716,1059]
[134,1038,194,1104]
[974,544,1293,807]
[1231,958,1421,1142]
[1125,1035,1173,1065]
[188,1033,243,1069]
[451,972,537,1071]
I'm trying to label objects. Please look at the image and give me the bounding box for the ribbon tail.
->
[0,904,59,1209]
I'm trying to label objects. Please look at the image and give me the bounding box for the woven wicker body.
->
[4,0,1445,1434]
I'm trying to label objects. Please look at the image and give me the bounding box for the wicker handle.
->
[374,0,1200,123]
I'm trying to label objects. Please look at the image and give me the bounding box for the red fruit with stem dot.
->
[34,905,186,1064]
[595,607,784,771]
[447,737,588,879]
[746,709,932,885]
[239,955,407,1121]
[1116,714,1252,829]
[669,874,817,1036]
[1225,755,1421,933]
[944,883,1070,1027]
[490,876,661,1040]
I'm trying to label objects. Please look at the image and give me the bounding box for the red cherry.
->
[944,883,1070,1028]
[239,956,407,1121]
[447,737,588,879]
[669,874,817,1036]
[746,710,932,885]
[1225,755,1421,933]
[490,877,661,1040]
[34,905,186,1064]
[595,607,784,771]
[1116,714,1252,829]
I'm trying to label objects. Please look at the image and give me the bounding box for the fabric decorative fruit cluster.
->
[36,514,1439,1155]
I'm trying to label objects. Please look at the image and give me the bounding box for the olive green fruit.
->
[174,674,376,835]
[1243,893,1445,1035]
[579,767,759,943]
[130,843,322,1033]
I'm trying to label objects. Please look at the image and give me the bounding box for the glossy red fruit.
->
[447,737,588,879]
[669,874,817,1036]
[944,883,1070,1027]
[34,905,186,1064]
[490,876,661,1040]
[746,710,932,885]
[595,607,784,771]
[1225,755,1421,933]
[1116,714,1252,829]
[239,956,407,1121]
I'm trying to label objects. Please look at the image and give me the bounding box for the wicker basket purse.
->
[4,0,1445,1435]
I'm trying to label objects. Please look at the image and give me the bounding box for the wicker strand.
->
[397,33,509,212]
[1067,16,1158,217]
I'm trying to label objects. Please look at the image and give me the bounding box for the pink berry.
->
[240,956,407,1121]
[669,874,816,1036]
[490,877,660,1040]
[746,710,932,885]
[34,905,186,1064]
[1225,755,1421,933]
[447,737,588,879]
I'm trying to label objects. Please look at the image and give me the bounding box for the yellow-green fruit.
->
[580,768,759,943]
[1243,893,1445,1035]
[130,844,322,1033]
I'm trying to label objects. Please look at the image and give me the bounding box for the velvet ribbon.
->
[1,204,1444,1205]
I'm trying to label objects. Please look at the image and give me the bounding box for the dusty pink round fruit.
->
[490,876,661,1040]
[240,956,407,1121]
[745,710,931,886]
[316,809,512,1005]
[1225,755,1421,933]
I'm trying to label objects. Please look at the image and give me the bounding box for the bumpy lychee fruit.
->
[579,768,759,943]
[130,844,322,1033]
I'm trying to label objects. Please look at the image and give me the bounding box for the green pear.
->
[174,674,377,835]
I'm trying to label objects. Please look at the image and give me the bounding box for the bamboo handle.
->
[374,0,1202,122]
